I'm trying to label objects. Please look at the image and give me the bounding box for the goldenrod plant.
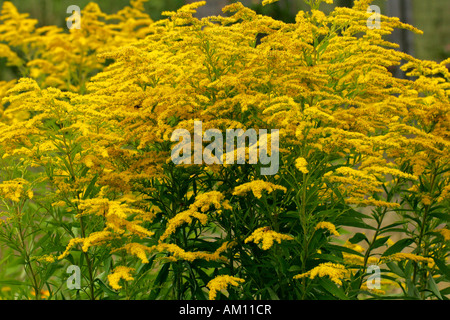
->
[0,0,448,300]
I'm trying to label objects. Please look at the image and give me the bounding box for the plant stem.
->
[412,169,437,296]
[16,217,40,299]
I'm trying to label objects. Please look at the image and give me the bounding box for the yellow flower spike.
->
[262,0,280,6]
[294,157,309,174]
[81,230,114,252]
[112,243,156,264]
[244,227,294,250]
[315,221,340,237]
[58,238,85,260]
[232,180,286,199]
[381,253,434,267]
[434,228,450,241]
[36,254,56,263]
[206,275,245,300]
[159,209,207,242]
[293,262,348,286]
[107,266,135,291]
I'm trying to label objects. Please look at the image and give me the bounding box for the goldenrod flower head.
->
[245,227,294,250]
[293,262,348,286]
[160,210,207,242]
[206,275,245,300]
[232,180,286,199]
[294,157,309,174]
[82,230,113,252]
[190,191,231,212]
[112,243,156,264]
[381,253,434,268]
[108,266,135,290]
[342,252,378,266]
[315,221,340,236]
[262,0,280,6]
[36,254,56,263]
[156,241,233,263]
[0,178,31,202]
[58,238,85,260]
[434,228,450,241]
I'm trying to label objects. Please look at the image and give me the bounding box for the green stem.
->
[16,217,40,299]
[412,170,437,296]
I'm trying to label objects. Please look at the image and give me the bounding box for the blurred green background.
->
[0,0,448,81]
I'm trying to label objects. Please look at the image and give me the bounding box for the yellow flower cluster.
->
[381,253,434,268]
[206,275,245,300]
[293,262,348,285]
[294,157,309,174]
[314,221,340,237]
[76,198,155,238]
[0,1,153,93]
[232,180,287,199]
[156,241,234,263]
[57,238,85,260]
[159,191,230,241]
[159,210,208,242]
[114,243,154,264]
[0,178,33,202]
[36,254,56,263]
[435,228,450,241]
[107,266,135,290]
[245,227,294,250]
[81,231,114,252]
[0,0,448,299]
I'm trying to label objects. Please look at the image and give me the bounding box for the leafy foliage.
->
[0,0,449,300]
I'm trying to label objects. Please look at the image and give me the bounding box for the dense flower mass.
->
[293,262,348,285]
[0,0,448,300]
[206,275,245,300]
[244,227,294,250]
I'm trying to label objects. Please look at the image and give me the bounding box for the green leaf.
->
[309,253,344,264]
[95,278,119,298]
[82,174,98,200]
[318,278,348,300]
[406,277,420,299]
[433,258,450,280]
[0,280,31,286]
[429,211,450,222]
[371,236,390,250]
[148,262,170,300]
[266,287,280,300]
[386,261,405,278]
[337,218,376,230]
[380,221,406,232]
[382,238,414,257]
[427,274,443,300]
[348,232,368,244]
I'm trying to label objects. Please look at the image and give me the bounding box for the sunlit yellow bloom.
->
[381,253,434,268]
[107,266,135,290]
[315,221,340,236]
[293,262,348,285]
[294,157,309,174]
[434,228,450,241]
[245,227,294,250]
[206,275,245,300]
[232,180,286,199]
[58,238,85,260]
